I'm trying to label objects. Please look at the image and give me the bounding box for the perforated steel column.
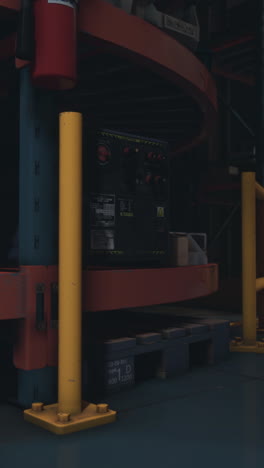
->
[17,68,58,407]
[19,68,58,265]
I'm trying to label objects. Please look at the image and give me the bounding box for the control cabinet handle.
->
[35,284,46,331]
[50,283,58,329]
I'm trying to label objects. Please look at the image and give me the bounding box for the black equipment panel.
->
[83,129,169,267]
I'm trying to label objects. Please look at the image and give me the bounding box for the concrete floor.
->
[0,353,264,468]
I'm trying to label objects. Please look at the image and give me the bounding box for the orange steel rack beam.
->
[0,264,218,371]
[83,264,218,312]
[0,264,218,321]
[0,269,24,320]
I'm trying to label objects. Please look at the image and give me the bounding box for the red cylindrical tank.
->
[32,0,78,90]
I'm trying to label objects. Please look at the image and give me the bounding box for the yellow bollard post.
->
[24,112,116,434]
[58,112,82,415]
[231,172,264,353]
[242,172,257,345]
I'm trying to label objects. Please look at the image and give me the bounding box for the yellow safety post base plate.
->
[230,339,264,353]
[230,320,259,328]
[24,402,117,435]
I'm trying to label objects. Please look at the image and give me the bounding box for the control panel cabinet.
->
[83,129,170,267]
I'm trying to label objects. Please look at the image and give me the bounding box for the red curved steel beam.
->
[212,65,255,87]
[0,32,16,59]
[78,0,217,154]
[212,34,255,53]
[0,0,217,154]
[0,0,20,10]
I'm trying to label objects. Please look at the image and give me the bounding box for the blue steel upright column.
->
[17,67,58,407]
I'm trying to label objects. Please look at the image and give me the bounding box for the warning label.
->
[91,230,115,251]
[90,194,115,227]
[164,15,197,39]
[157,206,165,218]
[119,199,134,218]
[106,357,135,390]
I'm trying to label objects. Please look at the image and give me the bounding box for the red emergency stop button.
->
[147,152,154,160]
[145,174,152,184]
[97,145,110,164]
